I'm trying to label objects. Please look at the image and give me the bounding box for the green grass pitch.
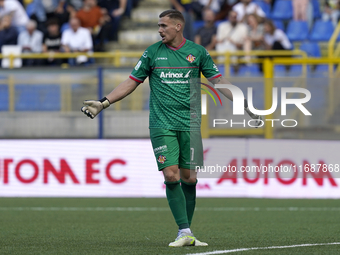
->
[0,198,339,254]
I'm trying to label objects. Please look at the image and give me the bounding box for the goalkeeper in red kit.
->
[82,9,261,247]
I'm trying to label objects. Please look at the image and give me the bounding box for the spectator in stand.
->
[262,19,292,51]
[194,8,217,51]
[65,0,84,16]
[323,0,340,27]
[216,11,248,53]
[0,15,18,52]
[258,19,292,72]
[61,17,93,65]
[292,0,309,21]
[43,19,62,65]
[18,19,44,66]
[232,0,266,23]
[76,0,111,51]
[44,0,69,24]
[192,0,221,20]
[97,0,127,41]
[29,0,70,29]
[28,0,47,31]
[216,10,248,72]
[244,14,264,63]
[214,0,238,21]
[0,0,29,33]
[169,0,195,41]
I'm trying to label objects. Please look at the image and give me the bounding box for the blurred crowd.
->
[190,0,325,50]
[0,0,338,68]
[170,0,338,72]
[0,0,139,66]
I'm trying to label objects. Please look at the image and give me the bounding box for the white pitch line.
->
[0,207,170,211]
[0,207,340,211]
[187,242,340,255]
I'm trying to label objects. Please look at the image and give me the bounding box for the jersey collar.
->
[166,38,186,51]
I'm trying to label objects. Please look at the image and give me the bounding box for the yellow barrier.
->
[273,57,340,119]
[208,50,307,77]
[0,50,307,69]
[0,51,337,139]
[0,51,143,69]
[328,21,340,59]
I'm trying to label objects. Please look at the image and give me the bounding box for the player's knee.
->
[163,172,180,182]
[181,176,197,184]
[162,166,180,182]
[164,175,179,182]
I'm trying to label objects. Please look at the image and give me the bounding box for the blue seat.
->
[273,20,284,31]
[215,20,223,28]
[0,85,9,111]
[271,0,293,20]
[312,0,322,19]
[60,23,70,33]
[15,85,61,111]
[274,65,286,76]
[217,64,225,76]
[299,42,321,57]
[309,20,334,41]
[25,2,35,17]
[253,1,271,17]
[237,65,261,76]
[286,21,309,41]
[193,20,205,33]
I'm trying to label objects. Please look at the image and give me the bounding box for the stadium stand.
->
[299,41,321,57]
[253,0,271,18]
[15,84,60,111]
[271,0,293,20]
[286,20,309,41]
[312,0,322,20]
[309,20,334,41]
[236,64,262,77]
[273,20,284,31]
[0,84,9,111]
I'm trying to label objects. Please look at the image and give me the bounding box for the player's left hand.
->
[245,107,263,128]
[81,97,110,119]
[244,99,263,128]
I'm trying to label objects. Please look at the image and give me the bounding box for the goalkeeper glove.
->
[81,97,110,119]
[244,99,263,128]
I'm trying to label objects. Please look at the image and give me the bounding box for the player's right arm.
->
[82,46,152,119]
[81,78,139,119]
[106,78,139,104]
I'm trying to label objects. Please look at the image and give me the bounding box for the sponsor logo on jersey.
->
[154,145,167,153]
[186,54,196,63]
[213,64,219,72]
[160,72,184,78]
[160,70,192,79]
[184,70,192,78]
[155,57,167,61]
[157,155,166,164]
[135,60,142,70]
[142,50,148,58]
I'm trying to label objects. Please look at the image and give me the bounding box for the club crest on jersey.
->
[186,54,196,63]
[157,155,166,164]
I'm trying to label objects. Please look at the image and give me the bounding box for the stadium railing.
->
[328,21,340,77]
[0,50,339,139]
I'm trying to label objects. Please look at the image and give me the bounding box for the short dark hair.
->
[46,18,59,27]
[159,10,185,24]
